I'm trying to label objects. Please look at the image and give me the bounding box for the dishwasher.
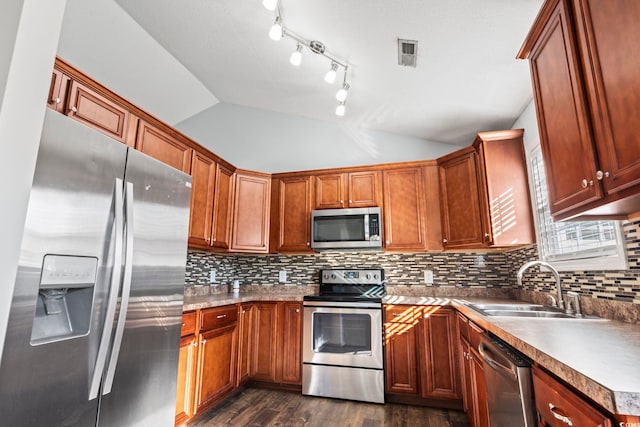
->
[478,334,537,427]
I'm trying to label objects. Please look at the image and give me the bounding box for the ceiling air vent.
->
[398,39,418,67]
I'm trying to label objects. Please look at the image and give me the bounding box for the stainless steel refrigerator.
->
[0,109,192,426]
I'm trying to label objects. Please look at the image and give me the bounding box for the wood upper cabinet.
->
[236,303,253,387]
[230,171,271,253]
[382,167,428,251]
[533,366,612,427]
[419,307,461,401]
[385,305,421,395]
[438,130,534,249]
[279,302,303,385]
[211,163,234,250]
[188,150,217,248]
[519,0,640,220]
[194,306,238,414]
[47,68,69,113]
[135,120,192,173]
[314,171,382,209]
[65,79,137,147]
[271,175,313,253]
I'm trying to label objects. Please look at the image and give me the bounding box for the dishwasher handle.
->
[478,341,518,381]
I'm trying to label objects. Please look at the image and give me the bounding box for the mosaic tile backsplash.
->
[186,219,640,305]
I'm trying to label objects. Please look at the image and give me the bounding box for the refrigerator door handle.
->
[89,178,125,400]
[102,181,134,395]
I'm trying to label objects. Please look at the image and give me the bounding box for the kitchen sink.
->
[468,302,602,320]
[471,303,547,311]
[480,309,575,319]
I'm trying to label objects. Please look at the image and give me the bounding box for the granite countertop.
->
[182,291,640,416]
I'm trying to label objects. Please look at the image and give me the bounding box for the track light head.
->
[290,43,303,66]
[269,17,283,41]
[262,0,278,11]
[336,83,350,102]
[336,101,346,117]
[324,62,338,84]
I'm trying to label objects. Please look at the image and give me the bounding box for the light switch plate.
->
[424,270,434,285]
[279,270,287,283]
[209,269,216,283]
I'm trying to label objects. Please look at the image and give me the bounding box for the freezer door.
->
[0,110,128,426]
[96,148,191,427]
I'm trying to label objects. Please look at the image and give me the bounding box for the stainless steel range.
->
[302,268,385,404]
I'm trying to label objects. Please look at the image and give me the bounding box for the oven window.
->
[313,215,365,242]
[312,312,372,354]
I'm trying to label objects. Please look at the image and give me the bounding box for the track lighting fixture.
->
[324,63,338,84]
[290,43,303,66]
[262,1,352,116]
[336,83,350,102]
[262,0,278,12]
[269,16,283,41]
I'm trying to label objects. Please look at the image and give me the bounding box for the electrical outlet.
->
[209,269,216,283]
[278,270,287,283]
[423,270,434,285]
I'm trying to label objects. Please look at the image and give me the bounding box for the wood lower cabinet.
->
[230,171,271,253]
[236,303,253,387]
[457,313,489,427]
[270,175,313,253]
[438,129,534,249]
[533,366,612,427]
[194,306,238,415]
[278,302,303,385]
[251,302,279,382]
[135,120,192,173]
[385,305,461,407]
[175,312,197,426]
[314,171,382,209]
[519,0,640,220]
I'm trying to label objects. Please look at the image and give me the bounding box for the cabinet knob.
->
[306,242,310,246]
[385,240,390,244]
[349,199,352,204]
[484,233,490,238]
[443,238,448,243]
[548,403,573,426]
[340,199,344,205]
[212,237,216,242]
[596,170,610,180]
[53,97,61,104]
[192,341,198,347]
[581,179,594,188]
[69,106,77,113]
[201,339,207,345]
[295,308,300,313]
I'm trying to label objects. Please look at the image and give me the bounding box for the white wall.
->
[0,0,67,362]
[57,0,218,126]
[512,99,539,152]
[176,103,461,173]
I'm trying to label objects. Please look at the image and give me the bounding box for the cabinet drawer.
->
[468,321,484,350]
[181,311,197,336]
[384,305,421,324]
[200,305,238,332]
[533,366,612,427]
[457,312,469,342]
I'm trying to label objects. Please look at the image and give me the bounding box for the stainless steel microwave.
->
[311,207,382,250]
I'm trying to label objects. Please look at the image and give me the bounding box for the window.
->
[529,146,627,271]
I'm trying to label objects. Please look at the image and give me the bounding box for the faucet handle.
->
[545,293,557,308]
[566,291,582,316]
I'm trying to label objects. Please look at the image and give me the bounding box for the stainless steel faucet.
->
[517,260,565,310]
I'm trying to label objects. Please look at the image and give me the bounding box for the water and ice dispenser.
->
[30,255,98,345]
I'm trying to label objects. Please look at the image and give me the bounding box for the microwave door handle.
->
[364,214,370,240]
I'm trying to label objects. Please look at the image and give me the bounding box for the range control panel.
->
[319,269,384,285]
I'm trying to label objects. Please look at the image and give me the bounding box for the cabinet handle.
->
[548,403,573,426]
[216,314,227,319]
[581,179,594,188]
[596,170,610,180]
[69,106,77,113]
[393,313,404,317]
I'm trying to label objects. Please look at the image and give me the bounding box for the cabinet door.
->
[273,176,312,252]
[237,303,253,386]
[188,151,216,248]
[251,303,278,382]
[438,151,484,249]
[135,120,192,173]
[66,79,135,147]
[419,307,461,401]
[315,173,345,209]
[195,324,237,413]
[528,0,602,215]
[382,168,427,250]
[211,164,234,250]
[175,334,198,425]
[573,0,640,195]
[279,302,303,385]
[47,69,69,113]
[230,172,271,253]
[384,306,420,395]
[347,171,382,207]
[469,345,489,427]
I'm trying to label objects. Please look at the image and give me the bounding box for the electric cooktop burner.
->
[303,268,385,303]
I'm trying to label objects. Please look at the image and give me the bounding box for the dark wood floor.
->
[189,388,471,427]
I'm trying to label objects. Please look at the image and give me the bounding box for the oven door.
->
[303,301,383,370]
